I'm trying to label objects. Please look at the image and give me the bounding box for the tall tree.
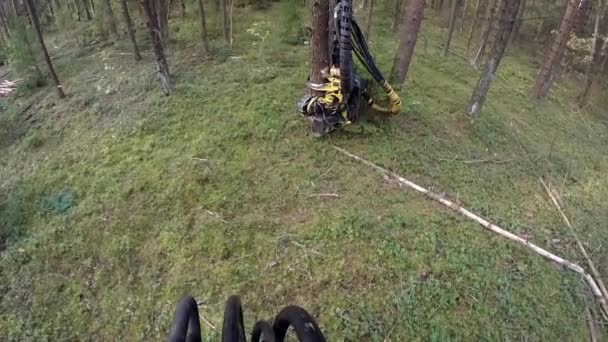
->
[391,0,403,33]
[219,0,229,44]
[120,0,141,60]
[140,0,173,94]
[82,0,92,19]
[531,0,580,99]
[180,0,186,17]
[465,0,481,54]
[24,0,66,98]
[0,4,12,38]
[390,0,425,85]
[157,0,169,46]
[104,0,118,35]
[365,0,374,38]
[510,0,527,42]
[310,0,329,97]
[443,0,457,56]
[466,0,520,117]
[472,0,497,67]
[197,0,209,53]
[578,0,605,106]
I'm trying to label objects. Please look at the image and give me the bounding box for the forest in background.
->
[1,0,608,339]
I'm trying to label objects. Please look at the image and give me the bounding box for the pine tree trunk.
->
[510,0,526,42]
[220,0,229,44]
[391,0,403,32]
[47,0,55,18]
[443,0,457,56]
[157,0,169,46]
[228,0,234,47]
[310,0,329,97]
[73,0,82,20]
[82,0,92,19]
[140,0,174,95]
[180,0,186,16]
[467,0,520,117]
[473,0,497,67]
[197,0,209,53]
[578,6,604,107]
[120,0,141,60]
[24,0,65,98]
[531,0,579,99]
[365,0,374,38]
[104,0,118,35]
[465,0,481,55]
[0,4,12,38]
[390,0,425,85]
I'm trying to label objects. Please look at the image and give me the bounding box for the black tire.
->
[221,295,247,342]
[272,306,326,342]
[167,295,202,342]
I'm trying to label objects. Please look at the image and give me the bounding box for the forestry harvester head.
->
[298,0,401,137]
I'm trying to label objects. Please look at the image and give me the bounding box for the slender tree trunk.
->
[73,0,82,20]
[140,0,174,94]
[329,0,337,56]
[47,0,55,18]
[120,0,141,60]
[310,0,329,97]
[531,0,580,99]
[510,0,526,42]
[82,0,92,19]
[473,0,497,67]
[219,0,229,44]
[24,0,66,98]
[391,0,403,32]
[578,3,604,107]
[104,0,118,35]
[180,0,186,16]
[390,0,425,85]
[0,5,12,38]
[443,0,457,56]
[197,0,209,53]
[228,0,234,47]
[465,0,481,55]
[467,0,520,117]
[365,0,374,38]
[157,0,169,46]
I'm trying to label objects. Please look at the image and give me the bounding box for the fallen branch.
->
[431,42,469,61]
[540,177,608,316]
[332,145,608,311]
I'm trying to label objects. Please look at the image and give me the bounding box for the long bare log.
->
[540,177,608,316]
[332,145,608,311]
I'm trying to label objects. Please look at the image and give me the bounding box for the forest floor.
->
[2,3,608,340]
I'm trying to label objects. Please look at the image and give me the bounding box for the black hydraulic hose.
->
[272,306,326,342]
[221,295,247,342]
[251,320,277,342]
[167,296,202,342]
[338,0,353,96]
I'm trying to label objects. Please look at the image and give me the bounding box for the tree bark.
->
[82,0,92,19]
[157,0,169,46]
[24,0,66,98]
[472,0,498,67]
[104,0,118,35]
[310,0,329,97]
[365,0,374,38]
[465,0,481,55]
[141,0,174,95]
[390,0,425,86]
[120,0,141,60]
[466,0,520,117]
[531,0,580,99]
[197,0,209,53]
[220,0,229,44]
[510,0,526,43]
[443,0,457,56]
[578,3,605,107]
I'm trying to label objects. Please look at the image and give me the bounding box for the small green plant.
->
[24,131,47,149]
